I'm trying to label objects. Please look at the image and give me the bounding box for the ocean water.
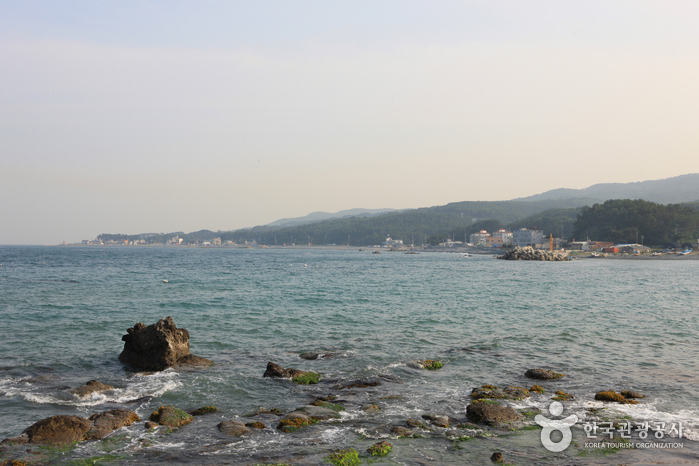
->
[1,246,698,465]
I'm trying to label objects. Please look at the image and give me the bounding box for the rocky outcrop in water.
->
[217,420,249,437]
[70,380,114,398]
[119,317,212,371]
[2,409,140,446]
[263,361,308,379]
[498,247,566,261]
[466,403,522,425]
[525,368,565,380]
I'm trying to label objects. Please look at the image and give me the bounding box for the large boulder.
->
[22,415,92,445]
[119,317,212,371]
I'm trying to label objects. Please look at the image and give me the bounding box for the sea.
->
[1,245,698,465]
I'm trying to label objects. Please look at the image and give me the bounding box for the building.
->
[513,228,544,248]
[469,230,490,246]
[383,236,404,248]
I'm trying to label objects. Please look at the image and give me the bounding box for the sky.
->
[1,1,699,244]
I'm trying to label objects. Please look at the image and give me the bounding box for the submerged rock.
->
[524,368,565,380]
[466,403,522,426]
[217,420,249,437]
[552,390,574,401]
[277,413,316,433]
[294,405,342,420]
[418,360,443,370]
[390,426,414,437]
[422,414,450,428]
[491,452,504,462]
[326,448,360,466]
[335,378,382,390]
[406,418,429,429]
[119,317,212,371]
[245,421,265,429]
[621,390,645,399]
[70,380,114,398]
[299,351,340,360]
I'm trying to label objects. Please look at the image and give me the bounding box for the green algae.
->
[292,372,320,385]
[325,448,360,466]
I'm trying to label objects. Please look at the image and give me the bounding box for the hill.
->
[516,173,699,204]
[265,208,401,227]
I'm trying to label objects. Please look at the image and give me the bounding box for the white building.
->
[513,228,544,248]
[383,236,404,248]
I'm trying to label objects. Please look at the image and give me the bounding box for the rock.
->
[21,415,92,445]
[245,421,265,429]
[466,403,522,425]
[189,406,217,416]
[498,246,566,261]
[294,405,342,420]
[621,390,645,399]
[325,449,360,466]
[491,452,504,462]
[277,413,315,433]
[245,407,284,417]
[406,418,429,429]
[367,440,392,456]
[0,434,29,446]
[503,386,530,400]
[144,421,158,430]
[390,426,413,437]
[552,390,574,401]
[310,400,344,412]
[70,380,114,398]
[299,351,340,360]
[292,372,320,385]
[422,414,450,428]
[529,385,545,394]
[471,385,506,400]
[335,378,382,390]
[263,361,308,379]
[217,420,249,437]
[595,390,637,404]
[119,317,212,371]
[361,403,380,412]
[524,368,565,380]
[149,405,193,428]
[419,360,443,370]
[86,409,139,440]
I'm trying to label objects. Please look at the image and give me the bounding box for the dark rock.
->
[335,378,382,389]
[22,415,92,445]
[524,368,565,380]
[422,414,450,428]
[144,421,158,430]
[190,406,217,416]
[217,420,249,437]
[70,380,114,398]
[119,317,212,371]
[621,390,645,399]
[406,418,429,429]
[471,385,506,400]
[299,351,340,360]
[466,403,522,425]
[529,385,545,393]
[149,405,193,428]
[491,452,504,462]
[0,434,29,446]
[86,409,140,439]
[294,405,341,420]
[503,386,530,400]
[245,421,265,429]
[595,390,637,404]
[245,407,284,417]
[263,361,309,379]
[390,426,413,437]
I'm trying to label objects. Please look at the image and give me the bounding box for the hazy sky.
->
[2,1,699,244]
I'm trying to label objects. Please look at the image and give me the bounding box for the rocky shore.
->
[1,317,682,466]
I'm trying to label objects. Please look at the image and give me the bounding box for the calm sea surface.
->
[1,246,698,465]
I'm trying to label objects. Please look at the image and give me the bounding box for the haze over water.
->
[1,246,698,464]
